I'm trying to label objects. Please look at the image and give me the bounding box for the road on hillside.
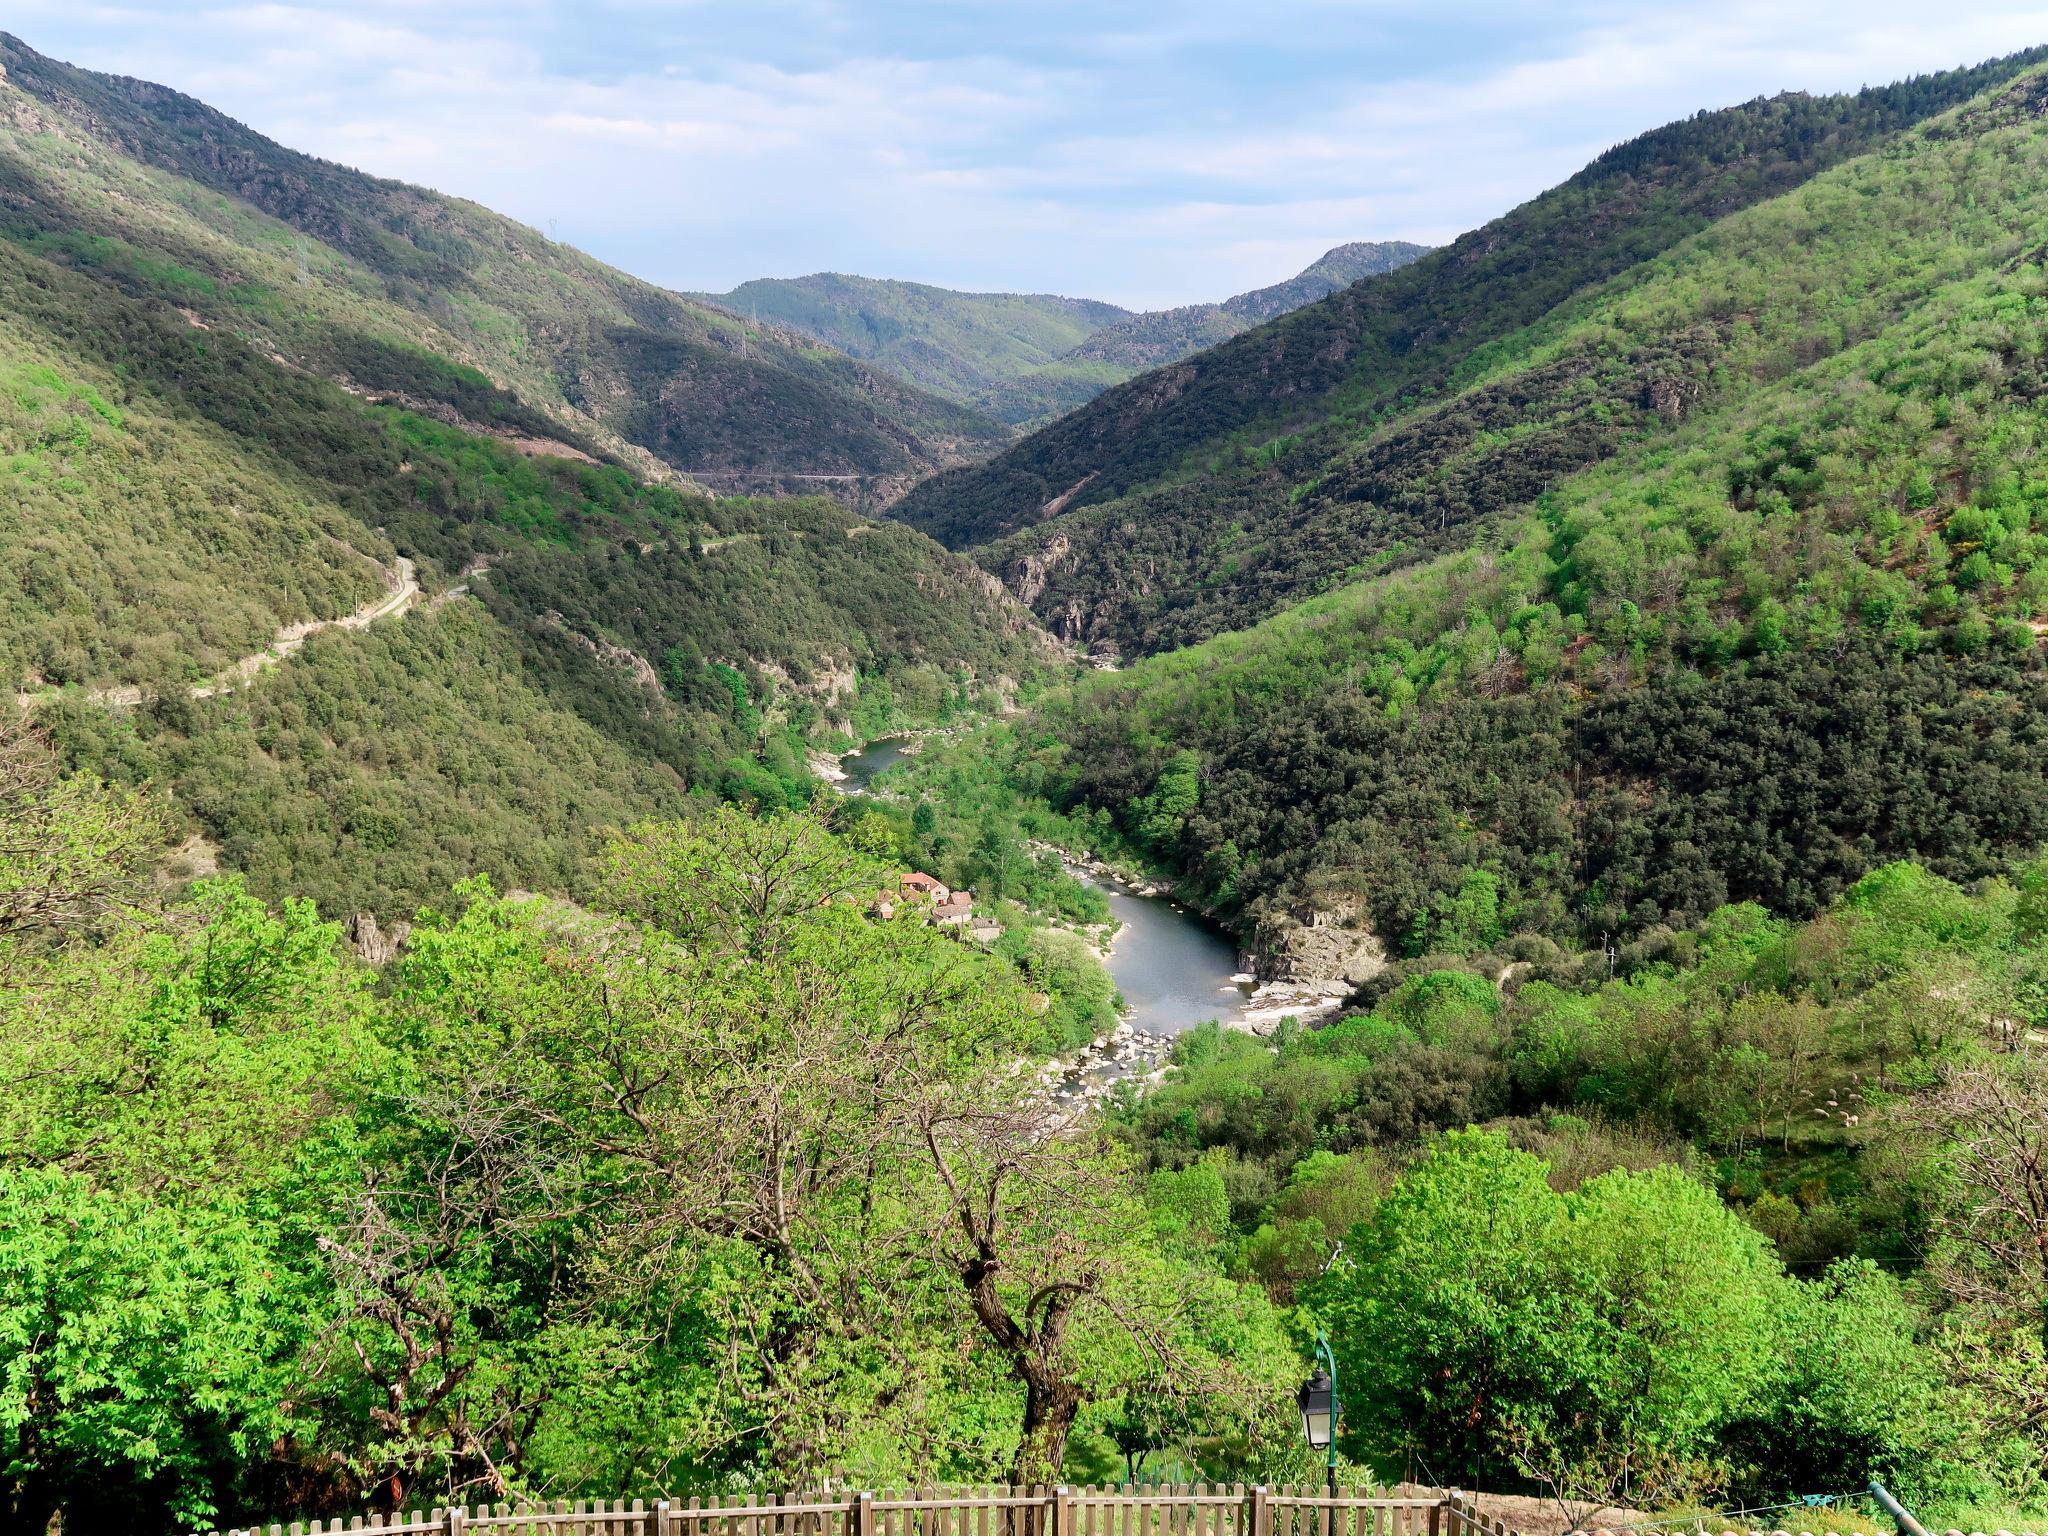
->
[13,556,422,711]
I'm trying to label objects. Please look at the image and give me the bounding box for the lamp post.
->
[1297,1332,1339,1536]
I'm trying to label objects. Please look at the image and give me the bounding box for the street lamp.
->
[1298,1333,1339,1536]
[1297,1365,1334,1448]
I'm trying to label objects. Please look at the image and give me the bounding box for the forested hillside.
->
[956,60,2048,971]
[893,50,2048,599]
[687,273,1130,417]
[0,33,1009,503]
[699,243,1426,430]
[0,36,1054,918]
[13,21,2048,1536]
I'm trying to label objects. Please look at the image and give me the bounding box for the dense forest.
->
[893,47,2048,637]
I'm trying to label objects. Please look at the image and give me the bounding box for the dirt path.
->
[15,556,421,711]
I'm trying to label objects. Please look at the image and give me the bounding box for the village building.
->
[900,871,950,903]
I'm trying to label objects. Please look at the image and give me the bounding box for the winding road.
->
[14,556,422,711]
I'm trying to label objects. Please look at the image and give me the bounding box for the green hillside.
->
[996,62,2048,957]
[16,26,2048,1536]
[0,33,1009,503]
[700,243,1426,430]
[687,272,1128,406]
[0,41,1054,917]
[893,54,2048,593]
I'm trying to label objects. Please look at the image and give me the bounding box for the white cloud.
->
[9,0,2048,305]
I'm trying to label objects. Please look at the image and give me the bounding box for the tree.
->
[1896,1058,2048,1348]
[1317,1130,1569,1485]
[1531,1165,1785,1503]
[359,812,1292,1489]
[1317,1131,1788,1501]
[0,1168,304,1535]
[0,717,162,957]
[1134,751,1200,858]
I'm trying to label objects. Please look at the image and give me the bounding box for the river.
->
[1086,874,1250,1036]
[836,733,912,793]
[834,736,1251,1043]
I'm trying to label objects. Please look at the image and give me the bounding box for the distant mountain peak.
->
[694,242,1431,430]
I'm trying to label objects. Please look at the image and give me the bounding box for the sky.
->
[11,1,2048,309]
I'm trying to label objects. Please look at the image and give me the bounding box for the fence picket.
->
[210,1485,1531,1536]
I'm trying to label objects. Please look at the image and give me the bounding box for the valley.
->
[7,20,2048,1536]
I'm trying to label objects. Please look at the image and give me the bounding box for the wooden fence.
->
[215,1483,1519,1536]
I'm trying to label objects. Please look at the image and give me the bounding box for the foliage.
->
[0,748,1294,1529]
[1107,861,2048,1508]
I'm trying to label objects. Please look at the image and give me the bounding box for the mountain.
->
[0,33,1055,917]
[891,56,2048,633]
[693,242,1427,429]
[0,34,1010,506]
[685,273,1130,412]
[16,28,2048,1535]
[1053,240,1432,370]
[1219,241,1429,323]
[982,52,2048,965]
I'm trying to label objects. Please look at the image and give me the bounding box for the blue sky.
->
[12,1,2048,307]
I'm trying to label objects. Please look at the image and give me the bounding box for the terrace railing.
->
[214,1483,1520,1536]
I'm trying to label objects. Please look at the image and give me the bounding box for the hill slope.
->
[891,52,2048,641]
[0,32,1009,505]
[1054,240,1431,370]
[1004,63,2048,968]
[697,242,1427,430]
[0,34,1054,917]
[686,273,1130,412]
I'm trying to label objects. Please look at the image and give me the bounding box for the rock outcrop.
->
[346,911,411,965]
[1251,892,1386,988]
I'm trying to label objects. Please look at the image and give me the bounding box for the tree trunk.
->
[3,1470,60,1536]
[1010,1371,1083,1486]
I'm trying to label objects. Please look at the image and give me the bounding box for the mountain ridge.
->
[0,31,1010,504]
[691,240,1427,428]
[889,53,2048,584]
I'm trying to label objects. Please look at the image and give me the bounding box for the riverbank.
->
[833,734,1352,1098]
[817,727,967,796]
[1041,843,1353,1037]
